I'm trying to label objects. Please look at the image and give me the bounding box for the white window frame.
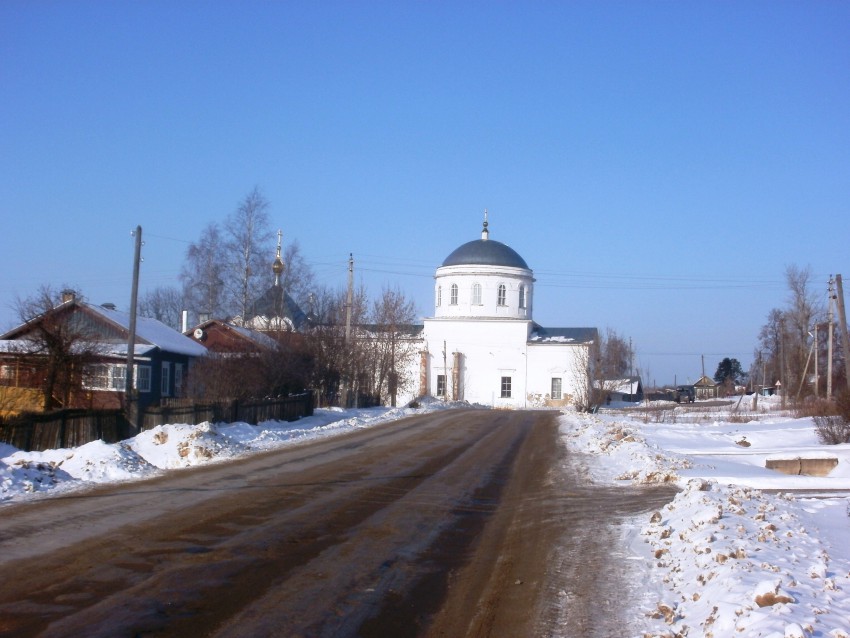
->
[472,283,482,305]
[436,374,446,397]
[450,284,458,305]
[551,377,562,400]
[436,285,442,307]
[497,284,507,307]
[519,285,526,309]
[84,363,151,393]
[500,376,512,398]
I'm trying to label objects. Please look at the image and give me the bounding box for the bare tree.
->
[756,265,828,401]
[8,286,103,410]
[139,285,185,330]
[180,222,228,321]
[598,328,633,379]
[362,286,418,406]
[281,239,316,309]
[303,284,369,407]
[224,187,275,321]
[568,340,600,412]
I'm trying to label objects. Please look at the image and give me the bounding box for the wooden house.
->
[0,295,207,412]
[186,319,282,355]
[693,375,718,400]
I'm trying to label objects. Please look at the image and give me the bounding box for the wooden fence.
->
[0,393,314,453]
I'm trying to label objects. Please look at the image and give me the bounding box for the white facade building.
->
[404,216,597,408]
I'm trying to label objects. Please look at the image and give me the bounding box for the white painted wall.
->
[434,264,534,320]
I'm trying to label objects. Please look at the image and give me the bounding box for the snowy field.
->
[2,397,849,637]
[565,396,850,638]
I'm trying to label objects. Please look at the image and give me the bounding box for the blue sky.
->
[2,1,848,386]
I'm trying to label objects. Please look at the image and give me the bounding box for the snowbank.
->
[561,403,850,637]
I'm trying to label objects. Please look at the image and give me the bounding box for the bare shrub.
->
[814,415,850,445]
[795,397,838,418]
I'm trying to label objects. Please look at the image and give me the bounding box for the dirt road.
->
[0,410,675,637]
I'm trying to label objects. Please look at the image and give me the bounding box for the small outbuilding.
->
[693,375,718,400]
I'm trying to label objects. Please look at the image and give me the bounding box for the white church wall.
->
[423,319,532,408]
[434,265,533,321]
[526,344,591,407]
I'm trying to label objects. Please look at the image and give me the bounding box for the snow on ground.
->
[0,399,459,502]
[562,396,850,638]
[3,396,850,637]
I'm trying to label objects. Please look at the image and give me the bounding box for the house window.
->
[436,286,442,307]
[174,364,184,398]
[500,376,512,398]
[161,362,171,396]
[497,284,506,306]
[136,365,151,392]
[437,374,446,397]
[551,377,562,400]
[84,363,151,393]
[86,364,112,390]
[450,284,458,305]
[472,283,482,305]
[519,285,526,309]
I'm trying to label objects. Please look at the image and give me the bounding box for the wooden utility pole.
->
[125,225,142,432]
[835,274,850,393]
[780,316,787,410]
[828,276,835,400]
[814,323,819,398]
[345,253,353,343]
[344,253,354,407]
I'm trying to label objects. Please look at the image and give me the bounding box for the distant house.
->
[186,319,281,355]
[693,375,718,400]
[600,376,644,403]
[0,293,207,412]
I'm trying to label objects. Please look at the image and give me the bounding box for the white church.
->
[401,214,598,409]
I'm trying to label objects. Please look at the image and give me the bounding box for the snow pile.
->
[128,421,253,469]
[562,412,691,484]
[0,400,473,501]
[1,440,156,497]
[560,404,850,638]
[640,480,850,638]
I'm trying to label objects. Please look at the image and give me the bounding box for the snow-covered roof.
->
[596,376,642,394]
[88,304,208,357]
[528,326,597,344]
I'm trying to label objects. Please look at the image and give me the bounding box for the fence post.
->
[59,410,67,449]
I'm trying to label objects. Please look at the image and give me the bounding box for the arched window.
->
[436,285,442,307]
[497,284,507,306]
[519,285,526,309]
[472,283,482,305]
[450,283,459,305]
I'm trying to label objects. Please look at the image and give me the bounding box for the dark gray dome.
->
[441,239,529,269]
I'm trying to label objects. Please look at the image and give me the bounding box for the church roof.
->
[441,213,530,269]
[249,285,308,330]
[441,239,529,269]
[528,325,598,344]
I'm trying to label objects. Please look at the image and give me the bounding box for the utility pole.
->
[779,316,787,410]
[835,274,850,393]
[814,323,819,399]
[828,276,835,400]
[345,253,353,342]
[125,225,142,432]
[344,253,354,407]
